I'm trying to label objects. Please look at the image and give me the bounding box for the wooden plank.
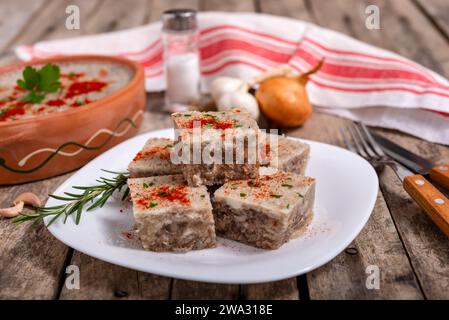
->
[0,174,71,299]
[257,0,313,22]
[414,0,449,42]
[0,0,46,54]
[299,0,449,299]
[9,0,102,46]
[149,0,199,22]
[200,0,255,11]
[59,251,171,299]
[83,0,151,34]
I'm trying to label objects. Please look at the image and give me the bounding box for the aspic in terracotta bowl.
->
[0,55,145,185]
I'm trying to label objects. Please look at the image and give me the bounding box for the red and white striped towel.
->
[16,12,449,145]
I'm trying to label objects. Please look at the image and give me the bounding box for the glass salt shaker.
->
[162,9,201,112]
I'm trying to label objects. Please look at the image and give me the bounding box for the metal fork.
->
[341,122,449,237]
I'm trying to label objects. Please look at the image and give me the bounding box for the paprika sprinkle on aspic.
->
[177,115,235,130]
[137,185,190,208]
[133,146,171,161]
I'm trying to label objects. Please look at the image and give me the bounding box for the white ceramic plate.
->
[45,129,378,284]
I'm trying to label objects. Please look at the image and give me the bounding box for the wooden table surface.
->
[1,0,449,300]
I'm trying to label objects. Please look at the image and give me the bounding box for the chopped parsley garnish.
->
[270,194,282,198]
[183,114,191,117]
[248,181,254,187]
[75,100,85,106]
[296,192,304,198]
[282,184,293,189]
[143,182,154,188]
[158,191,169,197]
[200,194,206,198]
[205,123,214,128]
[204,113,215,118]
[234,124,242,128]
[286,204,290,209]
[17,63,61,104]
[240,193,247,197]
[149,202,157,208]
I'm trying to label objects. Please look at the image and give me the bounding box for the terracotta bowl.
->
[0,55,146,185]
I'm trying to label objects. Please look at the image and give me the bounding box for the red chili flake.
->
[150,185,190,205]
[0,107,25,121]
[47,99,65,107]
[65,81,107,99]
[179,116,234,130]
[133,146,170,161]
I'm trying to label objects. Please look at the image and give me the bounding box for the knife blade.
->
[371,131,449,189]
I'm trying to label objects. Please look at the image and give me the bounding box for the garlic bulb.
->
[210,77,248,102]
[216,91,260,119]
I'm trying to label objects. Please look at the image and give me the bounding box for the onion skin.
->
[256,76,312,127]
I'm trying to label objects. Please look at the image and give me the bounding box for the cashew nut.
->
[0,201,24,218]
[14,192,42,207]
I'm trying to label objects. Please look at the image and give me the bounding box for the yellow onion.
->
[255,59,324,127]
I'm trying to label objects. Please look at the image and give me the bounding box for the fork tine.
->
[352,123,378,159]
[339,128,356,153]
[347,125,369,159]
[358,123,386,158]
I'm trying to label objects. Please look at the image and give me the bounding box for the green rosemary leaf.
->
[13,169,129,226]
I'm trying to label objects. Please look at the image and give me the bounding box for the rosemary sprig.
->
[13,169,129,226]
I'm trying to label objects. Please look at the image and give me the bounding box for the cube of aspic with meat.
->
[128,138,181,178]
[212,171,315,250]
[259,133,310,175]
[128,175,216,252]
[171,109,260,186]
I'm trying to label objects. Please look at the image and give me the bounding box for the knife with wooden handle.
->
[403,174,449,237]
[371,132,449,190]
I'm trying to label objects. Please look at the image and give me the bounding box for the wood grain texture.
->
[403,175,449,238]
[200,0,255,11]
[414,0,449,42]
[258,0,312,22]
[9,0,101,46]
[59,251,172,299]
[0,0,46,54]
[0,174,71,299]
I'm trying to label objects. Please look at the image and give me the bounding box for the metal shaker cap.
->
[162,9,197,31]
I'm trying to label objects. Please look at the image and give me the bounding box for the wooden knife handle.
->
[403,175,449,237]
[429,164,449,190]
